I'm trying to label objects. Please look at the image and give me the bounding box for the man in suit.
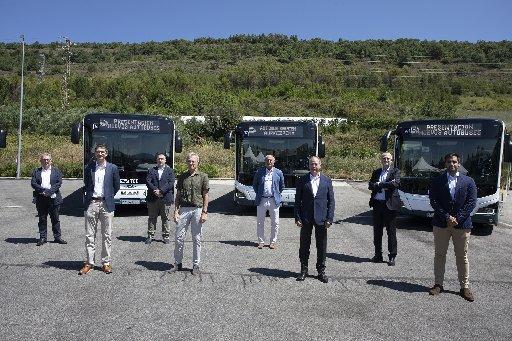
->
[252,154,285,249]
[79,144,120,275]
[145,153,175,244]
[428,153,477,302]
[30,153,67,246]
[368,152,401,266]
[295,156,335,283]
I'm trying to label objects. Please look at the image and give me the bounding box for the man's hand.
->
[173,210,180,223]
[325,222,331,229]
[296,220,302,228]
[200,211,207,224]
[154,189,162,198]
[447,215,458,228]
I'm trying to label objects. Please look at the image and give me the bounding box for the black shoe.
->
[192,265,200,275]
[296,269,308,281]
[162,238,171,244]
[54,238,67,244]
[388,257,396,266]
[168,263,182,273]
[318,273,329,283]
[145,237,152,245]
[371,255,383,263]
[36,238,47,246]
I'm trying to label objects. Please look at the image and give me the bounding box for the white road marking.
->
[500,221,512,228]
[4,206,23,208]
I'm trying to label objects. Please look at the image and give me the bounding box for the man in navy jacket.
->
[252,154,285,249]
[428,153,477,302]
[30,153,67,246]
[79,144,120,275]
[294,156,335,283]
[145,153,175,244]
[368,152,401,265]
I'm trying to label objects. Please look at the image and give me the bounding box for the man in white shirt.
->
[252,155,285,249]
[79,144,120,275]
[30,153,66,246]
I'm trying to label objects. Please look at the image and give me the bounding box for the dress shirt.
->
[41,167,57,198]
[310,173,320,197]
[158,165,165,180]
[374,167,389,201]
[93,162,106,198]
[263,168,274,197]
[447,172,459,200]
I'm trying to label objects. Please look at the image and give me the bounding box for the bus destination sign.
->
[245,125,303,137]
[97,118,161,132]
[404,123,482,137]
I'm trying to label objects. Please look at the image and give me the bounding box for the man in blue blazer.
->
[30,153,67,246]
[79,144,120,275]
[368,152,401,265]
[145,153,175,244]
[428,153,477,302]
[252,154,285,249]
[295,156,335,283]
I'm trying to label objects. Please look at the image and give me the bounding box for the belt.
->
[262,196,273,198]
[92,197,105,201]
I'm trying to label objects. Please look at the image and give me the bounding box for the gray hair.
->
[186,152,199,163]
[39,153,52,160]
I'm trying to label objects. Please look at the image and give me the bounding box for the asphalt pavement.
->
[1,179,512,341]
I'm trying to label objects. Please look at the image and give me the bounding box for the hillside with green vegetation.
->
[0,35,511,179]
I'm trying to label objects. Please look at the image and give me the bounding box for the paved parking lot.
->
[1,179,512,340]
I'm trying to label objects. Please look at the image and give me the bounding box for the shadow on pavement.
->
[117,235,146,243]
[327,252,371,263]
[116,205,148,217]
[335,211,372,226]
[471,224,493,236]
[43,260,83,271]
[135,261,172,271]
[219,240,259,247]
[60,187,84,217]
[367,279,429,293]
[248,267,297,278]
[5,237,38,244]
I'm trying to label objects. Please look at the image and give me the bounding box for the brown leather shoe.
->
[460,288,475,302]
[78,263,93,276]
[102,263,112,274]
[269,243,276,249]
[428,284,443,295]
[257,243,264,249]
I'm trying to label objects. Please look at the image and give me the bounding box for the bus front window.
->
[398,138,500,197]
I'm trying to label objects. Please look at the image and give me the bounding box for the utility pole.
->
[60,36,72,108]
[16,34,25,179]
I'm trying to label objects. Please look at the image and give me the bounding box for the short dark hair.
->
[95,143,108,153]
[444,153,460,162]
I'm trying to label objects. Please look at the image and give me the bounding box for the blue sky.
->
[1,0,510,43]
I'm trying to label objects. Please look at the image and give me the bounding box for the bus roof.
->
[84,112,174,122]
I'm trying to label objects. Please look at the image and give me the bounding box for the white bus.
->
[381,118,512,225]
[71,113,182,205]
[224,117,326,207]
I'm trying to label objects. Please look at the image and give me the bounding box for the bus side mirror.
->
[71,123,81,144]
[0,129,6,148]
[505,134,512,163]
[224,131,233,149]
[380,130,393,152]
[175,132,183,153]
[318,135,326,158]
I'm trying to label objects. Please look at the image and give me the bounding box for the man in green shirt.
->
[170,152,209,275]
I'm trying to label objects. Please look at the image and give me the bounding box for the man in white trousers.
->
[252,155,285,249]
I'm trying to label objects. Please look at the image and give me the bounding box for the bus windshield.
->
[240,137,315,175]
[397,137,501,196]
[90,131,171,171]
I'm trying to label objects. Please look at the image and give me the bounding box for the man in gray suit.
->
[79,144,120,275]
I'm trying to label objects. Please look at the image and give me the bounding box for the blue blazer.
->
[294,173,335,226]
[253,167,285,206]
[83,161,120,213]
[31,167,63,205]
[429,172,477,229]
[146,165,175,205]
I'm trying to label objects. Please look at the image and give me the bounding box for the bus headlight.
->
[476,207,495,214]
[235,189,246,199]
